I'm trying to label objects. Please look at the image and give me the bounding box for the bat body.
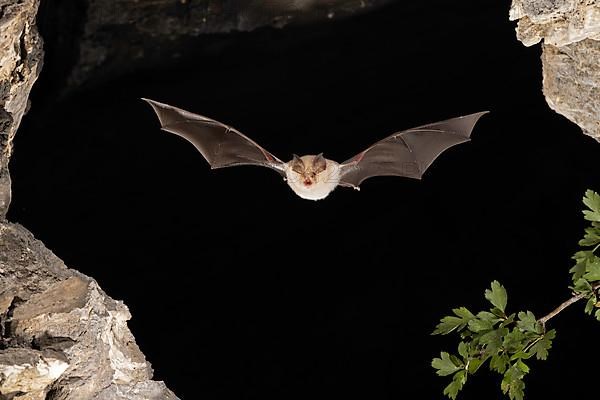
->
[142,98,487,200]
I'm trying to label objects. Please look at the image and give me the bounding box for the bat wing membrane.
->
[338,111,488,188]
[143,98,285,174]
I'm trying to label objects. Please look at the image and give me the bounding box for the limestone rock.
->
[0,0,43,217]
[542,39,600,139]
[510,0,600,140]
[510,0,600,46]
[0,222,179,399]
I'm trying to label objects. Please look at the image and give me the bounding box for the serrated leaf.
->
[457,342,469,359]
[467,357,485,374]
[584,259,600,281]
[453,307,475,320]
[583,210,600,222]
[515,359,530,373]
[503,329,526,353]
[485,281,507,313]
[573,278,593,294]
[490,353,510,374]
[432,352,462,376]
[571,251,593,282]
[476,311,501,324]
[433,307,476,335]
[479,327,508,354]
[509,351,534,361]
[468,318,494,333]
[443,370,467,400]
[585,296,596,314]
[583,190,600,222]
[433,316,465,335]
[516,311,538,333]
[500,313,516,328]
[579,227,600,246]
[502,364,527,400]
[530,330,555,360]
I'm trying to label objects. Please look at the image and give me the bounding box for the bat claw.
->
[353,186,360,191]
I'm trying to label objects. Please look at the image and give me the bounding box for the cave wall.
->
[510,0,600,140]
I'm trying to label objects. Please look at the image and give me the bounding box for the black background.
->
[7,1,600,399]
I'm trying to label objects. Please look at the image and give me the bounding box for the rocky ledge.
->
[510,0,600,140]
[0,222,178,399]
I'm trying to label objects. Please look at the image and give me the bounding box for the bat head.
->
[284,154,341,200]
[289,153,328,187]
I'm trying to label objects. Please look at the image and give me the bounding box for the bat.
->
[142,98,487,200]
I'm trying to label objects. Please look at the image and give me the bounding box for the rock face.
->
[510,0,600,140]
[0,0,43,218]
[0,222,179,399]
[40,0,390,95]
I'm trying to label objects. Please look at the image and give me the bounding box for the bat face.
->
[284,154,341,200]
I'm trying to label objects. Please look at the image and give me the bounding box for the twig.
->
[538,283,600,328]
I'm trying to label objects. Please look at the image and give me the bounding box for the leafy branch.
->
[431,190,600,400]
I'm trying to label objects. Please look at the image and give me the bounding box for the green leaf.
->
[468,318,494,333]
[453,307,476,320]
[571,251,593,282]
[485,281,507,313]
[584,259,600,281]
[479,327,508,354]
[433,307,476,335]
[509,351,534,361]
[476,311,501,324]
[516,311,538,333]
[579,227,600,246]
[443,370,467,400]
[432,352,462,376]
[501,364,527,400]
[595,309,600,322]
[515,359,530,373]
[457,342,469,359]
[530,330,556,361]
[583,190,600,222]
[467,357,485,374]
[490,353,510,374]
[503,329,526,353]
[573,278,593,294]
[585,296,596,314]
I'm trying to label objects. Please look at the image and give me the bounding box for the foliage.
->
[432,190,600,399]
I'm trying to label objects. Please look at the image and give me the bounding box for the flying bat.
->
[142,98,487,200]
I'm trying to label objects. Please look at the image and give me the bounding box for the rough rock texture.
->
[39,0,390,95]
[0,222,179,399]
[510,0,600,139]
[0,0,43,218]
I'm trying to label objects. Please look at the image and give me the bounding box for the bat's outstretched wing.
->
[142,98,285,174]
[338,111,488,188]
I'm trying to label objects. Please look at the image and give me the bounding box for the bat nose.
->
[304,179,312,186]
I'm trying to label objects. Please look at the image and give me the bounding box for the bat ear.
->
[313,153,327,173]
[291,154,305,173]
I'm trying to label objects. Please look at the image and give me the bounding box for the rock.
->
[39,0,390,94]
[0,222,179,399]
[542,39,600,139]
[0,348,69,400]
[0,0,43,218]
[510,0,600,140]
